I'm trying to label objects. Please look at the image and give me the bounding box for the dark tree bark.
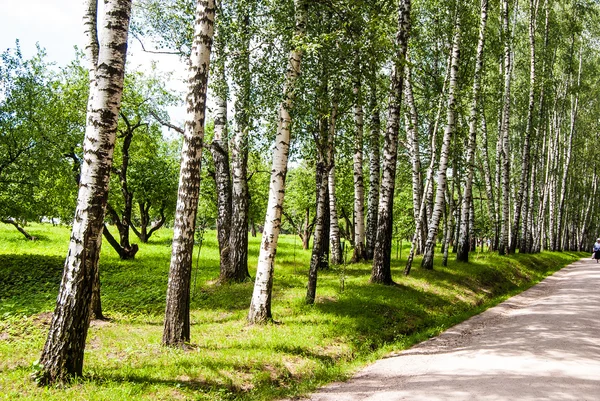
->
[1,218,35,240]
[131,202,166,243]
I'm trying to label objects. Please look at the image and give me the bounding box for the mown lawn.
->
[0,223,585,400]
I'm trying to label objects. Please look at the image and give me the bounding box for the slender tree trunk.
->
[421,11,461,270]
[228,8,252,282]
[405,52,452,275]
[365,83,380,260]
[498,0,513,256]
[37,0,131,385]
[210,19,233,281]
[556,47,581,251]
[351,69,366,263]
[479,111,498,251]
[307,125,329,304]
[328,99,342,265]
[248,0,307,324]
[442,179,455,267]
[163,0,215,347]
[371,0,411,284]
[457,0,488,262]
[510,0,538,254]
[404,64,424,254]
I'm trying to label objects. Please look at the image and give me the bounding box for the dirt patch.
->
[31,312,53,327]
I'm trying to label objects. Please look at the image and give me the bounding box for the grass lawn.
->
[0,223,585,400]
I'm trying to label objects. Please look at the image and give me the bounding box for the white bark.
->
[371,0,411,284]
[328,101,343,265]
[498,0,513,256]
[38,0,131,384]
[352,76,366,262]
[163,0,215,346]
[421,11,461,270]
[457,0,488,262]
[248,0,307,324]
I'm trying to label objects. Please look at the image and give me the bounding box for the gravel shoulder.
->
[296,258,600,401]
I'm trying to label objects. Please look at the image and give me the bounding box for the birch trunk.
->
[37,0,131,385]
[480,111,498,251]
[404,53,452,275]
[163,0,215,346]
[421,11,461,270]
[307,120,329,304]
[457,0,488,262]
[404,65,424,254]
[248,0,307,324]
[498,0,513,256]
[365,84,380,260]
[328,99,343,265]
[228,8,252,282]
[351,71,366,262]
[371,0,411,284]
[210,21,233,281]
[556,48,581,251]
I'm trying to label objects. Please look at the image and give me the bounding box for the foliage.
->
[0,44,82,223]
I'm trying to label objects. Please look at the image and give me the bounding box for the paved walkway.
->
[299,258,600,401]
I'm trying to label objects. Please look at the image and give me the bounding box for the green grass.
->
[0,223,585,400]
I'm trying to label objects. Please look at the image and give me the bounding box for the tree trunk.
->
[227,7,252,283]
[1,218,35,240]
[163,0,215,347]
[405,51,452,276]
[404,65,424,255]
[456,0,488,262]
[498,0,513,256]
[365,83,380,260]
[37,0,131,385]
[351,70,366,263]
[247,0,307,324]
[509,0,538,254]
[421,10,461,270]
[307,138,329,304]
[210,19,233,281]
[556,47,581,251]
[328,100,343,265]
[371,0,411,284]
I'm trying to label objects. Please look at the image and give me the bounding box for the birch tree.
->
[421,10,461,270]
[163,0,215,347]
[351,67,366,262]
[248,0,307,323]
[365,83,380,260]
[371,0,411,284]
[497,0,513,256]
[37,0,132,384]
[456,0,488,262]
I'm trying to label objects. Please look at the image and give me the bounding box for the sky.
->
[0,0,188,125]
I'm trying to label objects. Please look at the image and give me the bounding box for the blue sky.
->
[1,0,83,64]
[1,0,188,126]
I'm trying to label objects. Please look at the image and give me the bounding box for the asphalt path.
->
[296,258,600,401]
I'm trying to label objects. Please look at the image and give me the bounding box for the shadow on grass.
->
[0,254,64,315]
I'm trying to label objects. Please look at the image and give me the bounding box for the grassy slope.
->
[0,223,585,400]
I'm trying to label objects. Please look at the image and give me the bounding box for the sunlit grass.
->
[0,223,585,400]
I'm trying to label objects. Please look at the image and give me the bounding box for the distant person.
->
[593,238,600,263]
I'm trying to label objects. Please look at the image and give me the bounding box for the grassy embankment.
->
[0,223,585,400]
